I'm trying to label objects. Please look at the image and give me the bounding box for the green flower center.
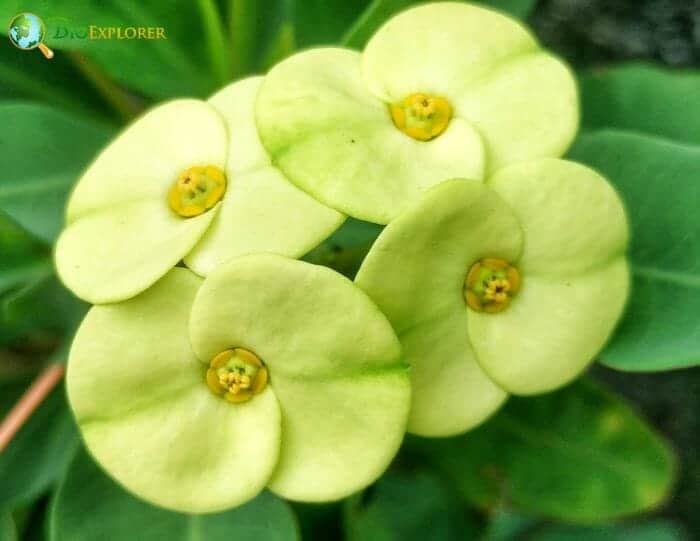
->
[168,165,227,217]
[206,348,268,403]
[464,258,521,313]
[389,93,452,141]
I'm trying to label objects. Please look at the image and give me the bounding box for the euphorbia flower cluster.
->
[56,2,628,513]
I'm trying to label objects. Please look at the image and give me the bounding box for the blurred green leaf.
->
[294,0,371,47]
[344,470,479,541]
[410,379,676,523]
[483,509,538,541]
[529,520,689,541]
[0,513,17,541]
[342,0,536,49]
[0,1,225,99]
[579,64,700,145]
[0,46,115,122]
[0,212,50,295]
[0,378,79,510]
[568,130,700,371]
[50,449,300,541]
[0,102,114,242]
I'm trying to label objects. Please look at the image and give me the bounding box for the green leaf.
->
[342,0,536,49]
[50,448,300,541]
[0,377,79,510]
[410,379,676,523]
[294,0,371,47]
[0,1,224,99]
[344,470,479,541]
[0,514,16,541]
[529,520,689,541]
[0,102,114,242]
[0,212,50,295]
[0,46,116,122]
[579,64,700,145]
[567,130,700,371]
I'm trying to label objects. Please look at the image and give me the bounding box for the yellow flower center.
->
[168,165,226,217]
[206,348,268,404]
[464,258,521,313]
[389,93,452,141]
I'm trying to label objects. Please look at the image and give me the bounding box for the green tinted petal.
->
[185,166,344,275]
[468,258,630,395]
[185,76,345,276]
[55,199,216,304]
[208,76,270,174]
[401,311,507,436]
[455,54,578,172]
[489,159,628,277]
[66,100,227,222]
[362,2,537,102]
[256,48,485,223]
[268,371,410,501]
[190,254,403,379]
[67,269,281,512]
[356,179,521,435]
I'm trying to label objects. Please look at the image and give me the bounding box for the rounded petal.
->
[362,2,538,102]
[66,100,227,222]
[267,370,410,501]
[489,159,629,277]
[190,254,403,379]
[208,76,270,175]
[186,75,345,276]
[468,258,630,395]
[66,269,281,512]
[55,199,216,304]
[401,311,507,436]
[355,179,521,435]
[256,48,485,224]
[455,54,578,172]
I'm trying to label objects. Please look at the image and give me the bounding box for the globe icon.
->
[8,12,45,50]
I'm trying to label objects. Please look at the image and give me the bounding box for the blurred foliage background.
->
[0,0,698,540]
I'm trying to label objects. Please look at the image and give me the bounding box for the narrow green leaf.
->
[579,64,700,145]
[0,102,114,242]
[344,470,479,541]
[410,380,676,523]
[342,0,536,49]
[0,378,79,510]
[529,520,689,541]
[0,1,220,99]
[294,0,371,47]
[0,514,17,541]
[50,449,300,541]
[568,130,700,371]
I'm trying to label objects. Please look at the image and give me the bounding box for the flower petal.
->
[400,311,507,436]
[67,269,281,512]
[184,77,345,276]
[267,370,410,501]
[362,2,537,102]
[355,179,521,435]
[66,100,227,222]
[55,199,216,304]
[256,48,484,224]
[190,254,404,379]
[489,159,629,277]
[468,258,630,395]
[455,53,578,172]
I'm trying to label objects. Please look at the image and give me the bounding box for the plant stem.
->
[198,0,232,85]
[68,52,144,123]
[0,363,65,452]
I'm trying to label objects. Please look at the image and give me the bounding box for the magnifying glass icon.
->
[8,12,55,59]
